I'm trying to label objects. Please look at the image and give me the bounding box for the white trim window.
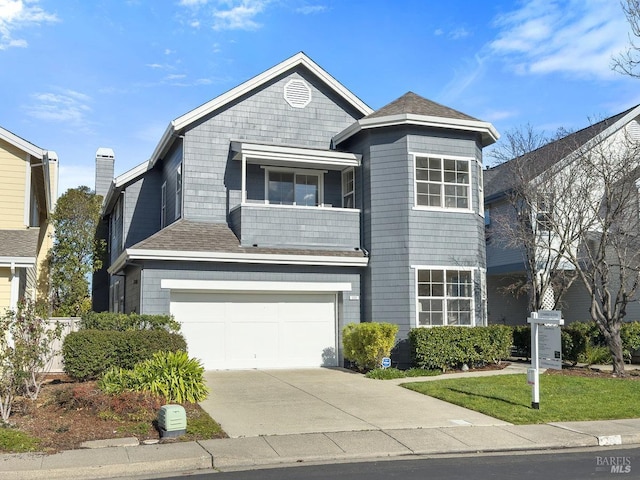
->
[417,268,474,326]
[415,155,471,210]
[175,163,182,220]
[342,167,355,208]
[265,168,323,206]
[477,160,484,218]
[161,182,167,228]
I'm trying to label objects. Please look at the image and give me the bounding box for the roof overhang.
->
[0,257,36,269]
[333,113,500,147]
[109,248,368,274]
[231,141,361,169]
[149,52,373,168]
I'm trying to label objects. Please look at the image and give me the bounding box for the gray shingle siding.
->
[229,205,360,249]
[182,70,361,224]
[123,171,162,248]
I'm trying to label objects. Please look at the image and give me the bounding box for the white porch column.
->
[241,153,247,204]
[9,262,19,311]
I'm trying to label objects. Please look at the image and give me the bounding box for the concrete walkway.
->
[2,364,640,479]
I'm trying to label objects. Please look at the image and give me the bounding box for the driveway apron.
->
[200,368,509,438]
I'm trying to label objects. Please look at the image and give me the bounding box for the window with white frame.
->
[175,163,182,220]
[415,156,471,209]
[161,182,167,228]
[417,269,474,326]
[342,168,355,208]
[266,168,321,206]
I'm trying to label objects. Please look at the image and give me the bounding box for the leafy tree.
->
[49,186,104,317]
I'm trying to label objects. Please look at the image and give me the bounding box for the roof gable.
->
[150,52,373,166]
[484,104,640,199]
[0,126,46,159]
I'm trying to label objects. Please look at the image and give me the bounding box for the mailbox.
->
[158,404,187,438]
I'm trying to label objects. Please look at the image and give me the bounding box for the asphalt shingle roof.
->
[0,229,40,258]
[484,106,637,199]
[365,92,479,121]
[131,220,366,258]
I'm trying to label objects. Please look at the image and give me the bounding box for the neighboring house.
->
[93,52,498,369]
[484,104,640,325]
[0,127,58,313]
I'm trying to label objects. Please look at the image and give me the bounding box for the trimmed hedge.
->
[409,325,512,372]
[510,321,640,364]
[80,312,180,332]
[62,329,187,381]
[343,322,398,371]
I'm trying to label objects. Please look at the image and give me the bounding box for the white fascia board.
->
[0,127,45,159]
[108,248,368,274]
[0,257,36,268]
[161,279,352,293]
[231,141,361,167]
[149,123,177,168]
[172,53,372,133]
[114,160,151,187]
[333,114,500,147]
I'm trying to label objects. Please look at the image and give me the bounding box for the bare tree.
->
[613,0,640,77]
[556,134,640,375]
[488,126,578,313]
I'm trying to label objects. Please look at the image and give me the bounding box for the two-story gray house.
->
[94,52,498,369]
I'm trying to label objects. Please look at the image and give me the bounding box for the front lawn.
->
[403,373,640,424]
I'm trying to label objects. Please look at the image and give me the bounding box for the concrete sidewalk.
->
[2,363,640,479]
[2,419,640,479]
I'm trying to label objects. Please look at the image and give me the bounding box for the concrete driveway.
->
[199,368,510,438]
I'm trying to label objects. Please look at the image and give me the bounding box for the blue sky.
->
[1,0,638,195]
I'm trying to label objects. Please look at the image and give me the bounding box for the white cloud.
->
[450,27,469,40]
[179,0,270,31]
[296,5,327,15]
[489,0,630,79]
[0,0,58,50]
[482,109,519,122]
[25,88,92,129]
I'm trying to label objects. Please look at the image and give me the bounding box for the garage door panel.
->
[170,291,338,370]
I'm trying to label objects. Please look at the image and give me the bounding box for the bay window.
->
[415,155,471,209]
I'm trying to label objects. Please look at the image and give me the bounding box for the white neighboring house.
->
[484,104,640,325]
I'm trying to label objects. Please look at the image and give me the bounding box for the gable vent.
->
[284,79,312,108]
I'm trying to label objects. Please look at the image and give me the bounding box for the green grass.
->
[0,426,40,453]
[403,373,640,424]
[184,407,226,439]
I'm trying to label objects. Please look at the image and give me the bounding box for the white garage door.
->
[170,292,338,370]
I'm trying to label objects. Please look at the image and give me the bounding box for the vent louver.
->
[284,79,312,108]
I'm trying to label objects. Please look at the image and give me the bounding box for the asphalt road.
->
[134,447,640,480]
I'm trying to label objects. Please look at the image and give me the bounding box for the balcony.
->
[229,203,361,251]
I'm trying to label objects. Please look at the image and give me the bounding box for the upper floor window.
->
[417,268,474,326]
[266,168,322,206]
[415,155,471,210]
[175,163,182,220]
[161,182,167,228]
[342,168,355,208]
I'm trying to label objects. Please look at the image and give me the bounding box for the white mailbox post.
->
[527,310,563,409]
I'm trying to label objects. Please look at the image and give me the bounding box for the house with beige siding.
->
[0,127,58,313]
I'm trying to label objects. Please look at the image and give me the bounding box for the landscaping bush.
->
[342,322,398,371]
[409,325,512,372]
[511,326,531,358]
[80,312,180,332]
[98,350,209,403]
[62,329,186,380]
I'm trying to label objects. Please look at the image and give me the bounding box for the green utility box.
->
[158,404,187,438]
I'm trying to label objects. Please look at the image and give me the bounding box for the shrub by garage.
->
[343,322,398,371]
[63,328,186,381]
